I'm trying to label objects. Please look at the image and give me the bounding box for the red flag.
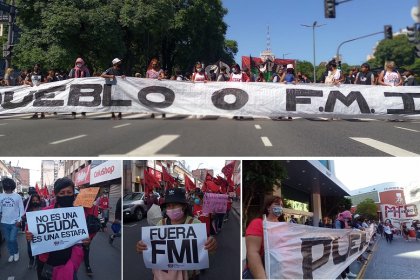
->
[184,175,196,192]
[144,169,160,193]
[222,161,236,181]
[204,180,220,193]
[35,183,40,194]
[162,167,175,189]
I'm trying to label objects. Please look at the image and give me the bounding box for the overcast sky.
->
[7,159,42,186]
[334,158,420,191]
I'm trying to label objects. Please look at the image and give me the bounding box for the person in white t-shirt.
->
[192,62,208,83]
[378,61,402,86]
[0,178,24,262]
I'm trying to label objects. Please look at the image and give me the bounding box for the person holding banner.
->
[24,193,43,268]
[136,188,217,280]
[0,178,25,263]
[335,210,357,279]
[26,178,90,280]
[101,58,126,120]
[244,195,284,279]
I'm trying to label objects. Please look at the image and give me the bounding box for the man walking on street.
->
[0,178,24,262]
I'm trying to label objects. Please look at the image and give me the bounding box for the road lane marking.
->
[394,126,420,133]
[123,224,138,228]
[0,135,4,137]
[113,123,131,128]
[255,125,262,130]
[50,135,87,145]
[0,123,8,126]
[350,137,419,156]
[123,135,180,156]
[7,277,15,280]
[261,137,273,147]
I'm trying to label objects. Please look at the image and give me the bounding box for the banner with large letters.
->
[141,223,209,270]
[264,221,375,279]
[26,207,89,255]
[0,77,419,119]
[381,203,420,227]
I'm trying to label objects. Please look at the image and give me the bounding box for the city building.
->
[191,168,213,183]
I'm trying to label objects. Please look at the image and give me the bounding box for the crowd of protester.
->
[0,177,120,280]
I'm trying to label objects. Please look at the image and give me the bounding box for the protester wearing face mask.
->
[0,178,25,263]
[192,62,208,83]
[335,209,357,279]
[244,195,284,279]
[26,177,90,280]
[136,187,217,280]
[24,193,42,268]
[69,57,91,119]
[229,63,250,82]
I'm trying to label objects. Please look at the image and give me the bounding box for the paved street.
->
[0,223,121,280]
[0,113,419,156]
[123,202,241,280]
[363,234,420,279]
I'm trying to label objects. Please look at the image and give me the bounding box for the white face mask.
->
[197,68,203,72]
[76,63,82,68]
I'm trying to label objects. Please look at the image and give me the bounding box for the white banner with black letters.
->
[1,77,420,119]
[264,221,375,279]
[141,223,209,270]
[26,207,89,255]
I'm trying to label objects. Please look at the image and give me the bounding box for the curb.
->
[357,236,380,279]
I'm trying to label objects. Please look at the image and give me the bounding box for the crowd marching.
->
[0,57,417,119]
[0,177,121,280]
[243,195,420,280]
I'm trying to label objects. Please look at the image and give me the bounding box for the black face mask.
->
[31,202,41,208]
[56,195,74,207]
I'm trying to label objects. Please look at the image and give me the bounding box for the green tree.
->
[371,34,415,69]
[242,161,287,230]
[355,198,377,220]
[12,0,236,75]
[295,60,313,79]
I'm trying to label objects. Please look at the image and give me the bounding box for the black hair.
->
[1,178,16,191]
[54,177,75,194]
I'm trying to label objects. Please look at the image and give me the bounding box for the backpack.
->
[86,214,102,234]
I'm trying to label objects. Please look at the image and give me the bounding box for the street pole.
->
[335,31,384,63]
[301,21,325,83]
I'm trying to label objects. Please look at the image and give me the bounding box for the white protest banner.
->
[381,203,420,227]
[142,223,209,270]
[26,207,89,255]
[264,221,375,279]
[0,77,419,119]
[202,193,228,214]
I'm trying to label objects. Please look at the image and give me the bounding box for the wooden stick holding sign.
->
[26,207,89,255]
[141,223,209,270]
[74,187,100,208]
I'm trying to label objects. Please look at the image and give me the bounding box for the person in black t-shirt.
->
[101,58,126,120]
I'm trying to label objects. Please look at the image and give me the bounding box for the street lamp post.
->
[301,21,325,83]
[282,53,291,59]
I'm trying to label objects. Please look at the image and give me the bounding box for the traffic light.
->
[324,0,336,18]
[384,25,393,40]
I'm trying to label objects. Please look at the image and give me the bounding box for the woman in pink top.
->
[378,61,402,86]
[145,58,165,118]
[192,62,208,83]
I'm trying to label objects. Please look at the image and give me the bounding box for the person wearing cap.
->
[136,187,217,280]
[26,177,90,280]
[101,58,126,120]
[69,57,91,119]
[0,178,25,263]
[280,64,296,85]
[355,63,375,85]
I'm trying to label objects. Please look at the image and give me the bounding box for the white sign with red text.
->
[90,160,121,184]
[381,203,420,227]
